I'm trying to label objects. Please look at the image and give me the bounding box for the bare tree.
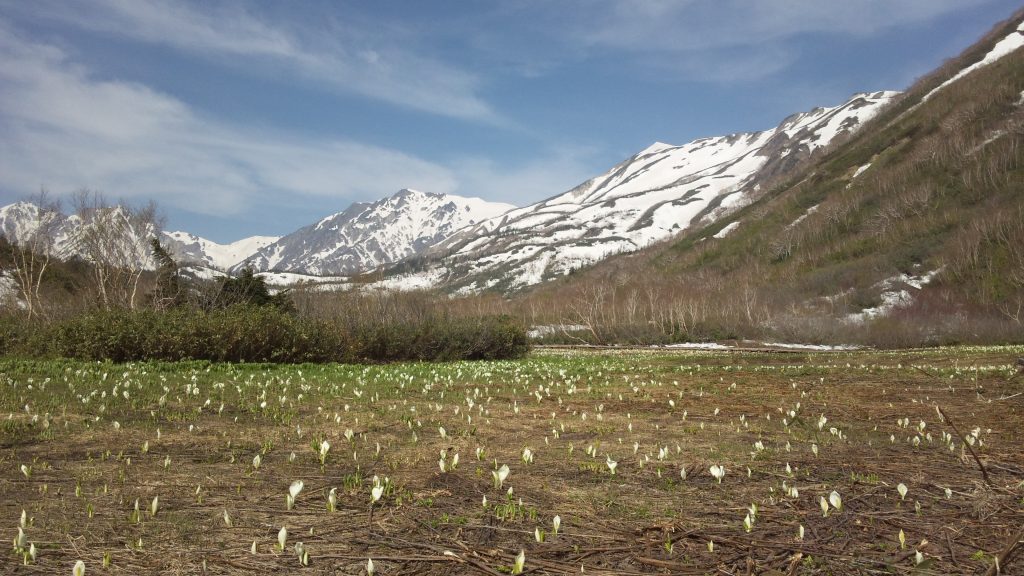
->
[9,189,63,319]
[69,190,163,310]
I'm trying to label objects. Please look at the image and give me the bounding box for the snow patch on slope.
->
[788,204,820,229]
[844,269,942,323]
[364,268,446,292]
[713,221,740,239]
[0,271,25,310]
[922,20,1024,103]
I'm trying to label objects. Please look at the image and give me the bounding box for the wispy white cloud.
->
[0,23,457,216]
[494,0,1005,82]
[574,0,1000,52]
[3,0,496,121]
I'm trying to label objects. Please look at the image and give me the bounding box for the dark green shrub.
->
[21,307,527,364]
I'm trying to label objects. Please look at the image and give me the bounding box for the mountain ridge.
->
[231,188,514,276]
[508,9,1024,346]
[411,91,898,293]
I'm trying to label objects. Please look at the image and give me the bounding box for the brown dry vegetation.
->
[2,346,1023,574]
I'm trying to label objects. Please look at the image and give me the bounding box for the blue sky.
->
[0,0,1020,242]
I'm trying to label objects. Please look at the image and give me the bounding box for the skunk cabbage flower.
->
[709,465,725,483]
[278,527,288,551]
[897,483,908,501]
[367,558,375,576]
[73,560,86,576]
[828,490,842,511]
[512,550,525,575]
[606,455,617,475]
[493,464,510,488]
[371,485,384,503]
[287,480,304,510]
[552,515,561,536]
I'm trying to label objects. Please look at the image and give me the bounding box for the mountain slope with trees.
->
[511,10,1024,346]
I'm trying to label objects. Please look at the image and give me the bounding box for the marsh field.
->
[2,347,1023,575]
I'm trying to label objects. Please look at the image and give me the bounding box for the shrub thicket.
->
[6,306,528,363]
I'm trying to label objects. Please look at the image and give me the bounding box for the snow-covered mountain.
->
[0,202,270,272]
[0,201,157,267]
[415,91,898,292]
[0,201,76,251]
[162,231,280,271]
[232,189,514,276]
[1,190,514,280]
[0,93,895,290]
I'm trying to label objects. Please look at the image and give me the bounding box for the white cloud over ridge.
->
[0,22,457,216]
[0,20,598,224]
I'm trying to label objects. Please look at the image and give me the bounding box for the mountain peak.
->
[394,188,428,198]
[638,142,676,156]
[232,190,514,276]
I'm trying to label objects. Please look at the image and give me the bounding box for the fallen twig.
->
[936,405,993,487]
[983,524,1024,576]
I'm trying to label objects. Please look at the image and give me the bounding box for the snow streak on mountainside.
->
[922,19,1024,103]
[233,189,515,276]
[162,232,280,271]
[423,91,898,292]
